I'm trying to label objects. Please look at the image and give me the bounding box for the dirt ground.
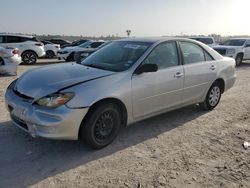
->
[0,60,250,188]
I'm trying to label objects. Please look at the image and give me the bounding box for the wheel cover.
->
[94,111,115,142]
[23,53,36,64]
[209,86,220,107]
[236,56,242,65]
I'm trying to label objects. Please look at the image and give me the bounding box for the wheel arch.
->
[82,97,128,128]
[214,78,225,94]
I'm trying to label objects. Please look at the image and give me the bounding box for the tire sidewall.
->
[81,104,121,149]
[235,54,243,66]
[22,51,37,64]
[205,82,222,110]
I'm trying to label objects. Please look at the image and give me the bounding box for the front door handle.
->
[174,72,183,78]
[210,65,216,70]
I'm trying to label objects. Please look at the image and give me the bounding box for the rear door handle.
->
[210,65,216,70]
[174,72,184,78]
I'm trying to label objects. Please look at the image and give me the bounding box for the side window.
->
[6,36,22,43]
[0,36,4,43]
[204,51,213,61]
[179,42,205,64]
[144,42,179,70]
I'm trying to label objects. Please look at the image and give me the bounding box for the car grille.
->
[11,114,28,131]
[13,89,33,102]
[214,48,227,55]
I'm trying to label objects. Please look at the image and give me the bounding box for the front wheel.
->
[80,103,122,149]
[235,54,243,66]
[46,50,55,59]
[200,82,222,110]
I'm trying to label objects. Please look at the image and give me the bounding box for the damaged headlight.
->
[35,92,75,108]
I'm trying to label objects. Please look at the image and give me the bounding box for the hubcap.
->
[23,53,36,64]
[236,56,242,65]
[209,86,220,107]
[94,112,115,141]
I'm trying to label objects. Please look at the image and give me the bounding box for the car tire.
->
[66,52,75,62]
[46,50,55,59]
[235,54,243,66]
[200,81,222,110]
[22,51,37,64]
[80,103,122,149]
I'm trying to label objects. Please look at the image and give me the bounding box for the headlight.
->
[35,92,74,108]
[81,53,89,57]
[226,48,236,54]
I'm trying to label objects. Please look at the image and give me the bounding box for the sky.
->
[1,0,250,37]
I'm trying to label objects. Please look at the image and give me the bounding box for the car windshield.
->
[221,39,246,46]
[191,38,213,45]
[79,41,93,48]
[81,41,152,72]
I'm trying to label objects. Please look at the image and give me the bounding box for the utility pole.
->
[126,30,131,37]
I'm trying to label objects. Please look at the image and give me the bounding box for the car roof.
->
[226,38,250,40]
[0,34,35,38]
[190,36,213,39]
[117,37,197,43]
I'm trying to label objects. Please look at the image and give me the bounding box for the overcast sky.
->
[1,0,249,37]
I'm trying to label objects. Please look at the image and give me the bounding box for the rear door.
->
[179,41,217,104]
[132,41,184,119]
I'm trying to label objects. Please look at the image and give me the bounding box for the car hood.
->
[15,63,114,100]
[60,46,87,52]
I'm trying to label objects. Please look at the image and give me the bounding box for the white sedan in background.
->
[57,41,105,62]
[0,47,21,76]
[41,40,60,58]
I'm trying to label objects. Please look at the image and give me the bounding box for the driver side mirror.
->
[136,64,158,74]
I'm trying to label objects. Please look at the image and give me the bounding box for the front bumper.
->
[58,53,70,60]
[5,86,89,140]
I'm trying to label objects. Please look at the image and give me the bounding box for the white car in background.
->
[0,34,45,64]
[41,40,60,58]
[213,38,250,66]
[190,37,217,47]
[0,46,21,76]
[58,41,105,62]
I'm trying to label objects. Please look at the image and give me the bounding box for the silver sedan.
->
[5,37,236,149]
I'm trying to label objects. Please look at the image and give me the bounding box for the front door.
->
[132,41,184,119]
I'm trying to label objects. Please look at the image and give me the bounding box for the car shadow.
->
[0,105,207,188]
[20,59,66,66]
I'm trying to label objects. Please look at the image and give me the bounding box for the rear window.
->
[6,36,22,43]
[222,39,246,46]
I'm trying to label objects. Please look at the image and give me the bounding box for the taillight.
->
[12,49,19,55]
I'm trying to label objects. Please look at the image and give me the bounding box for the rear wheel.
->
[235,54,243,66]
[80,103,122,149]
[46,50,55,59]
[22,51,37,64]
[66,52,75,62]
[200,81,222,110]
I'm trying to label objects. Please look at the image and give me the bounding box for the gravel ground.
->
[0,60,250,188]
